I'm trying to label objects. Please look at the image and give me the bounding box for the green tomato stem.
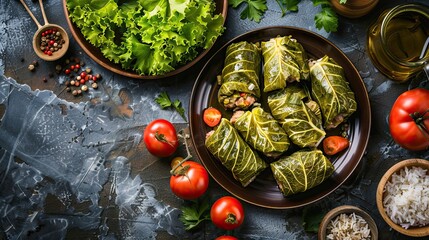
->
[225,213,238,225]
[170,130,193,175]
[410,110,429,140]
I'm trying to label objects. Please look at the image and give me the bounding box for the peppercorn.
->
[39,28,64,56]
[70,80,75,85]
[85,68,92,74]
[65,80,70,86]
[81,85,88,92]
[28,64,35,71]
[64,69,71,75]
[77,90,82,95]
[55,65,62,72]
[42,77,47,82]
[91,82,98,89]
[66,87,71,92]
[72,90,78,96]
[32,60,39,67]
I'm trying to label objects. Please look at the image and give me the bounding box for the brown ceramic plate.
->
[62,0,227,79]
[189,26,371,209]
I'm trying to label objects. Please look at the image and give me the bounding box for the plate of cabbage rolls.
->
[189,26,371,209]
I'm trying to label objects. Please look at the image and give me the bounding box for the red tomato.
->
[389,88,429,151]
[203,107,222,127]
[144,119,178,157]
[215,236,238,240]
[210,196,244,230]
[170,161,209,200]
[323,136,350,155]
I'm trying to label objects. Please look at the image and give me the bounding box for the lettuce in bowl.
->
[67,0,225,76]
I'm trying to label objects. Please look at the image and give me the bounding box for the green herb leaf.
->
[155,92,173,109]
[173,100,187,121]
[312,0,330,6]
[276,0,301,16]
[155,92,187,121]
[229,0,268,23]
[179,197,211,231]
[302,206,326,233]
[339,0,348,4]
[313,5,338,32]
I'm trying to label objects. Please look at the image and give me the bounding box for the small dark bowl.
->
[318,205,378,240]
[63,0,227,79]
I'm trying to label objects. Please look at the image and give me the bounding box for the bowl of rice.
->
[376,158,429,237]
[318,205,378,240]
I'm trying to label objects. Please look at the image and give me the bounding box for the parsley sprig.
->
[155,92,187,122]
[229,0,343,32]
[179,197,211,231]
[229,0,268,23]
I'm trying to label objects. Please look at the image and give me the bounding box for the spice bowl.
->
[376,158,429,237]
[33,23,69,61]
[318,205,378,240]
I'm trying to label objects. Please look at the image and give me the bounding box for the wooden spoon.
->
[19,0,69,61]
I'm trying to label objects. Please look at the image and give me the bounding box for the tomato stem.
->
[155,131,176,148]
[410,110,429,140]
[225,213,238,225]
[170,130,193,175]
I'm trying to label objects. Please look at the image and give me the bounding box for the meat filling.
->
[222,92,256,110]
[230,110,245,124]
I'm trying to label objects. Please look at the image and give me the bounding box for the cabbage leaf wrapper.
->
[309,55,357,129]
[219,41,261,110]
[261,36,309,93]
[233,107,290,158]
[270,149,334,196]
[267,84,326,148]
[205,118,267,187]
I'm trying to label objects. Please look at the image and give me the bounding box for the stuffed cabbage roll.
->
[231,107,290,158]
[267,84,326,148]
[309,55,357,129]
[271,149,334,196]
[218,41,262,110]
[205,118,267,187]
[261,36,310,92]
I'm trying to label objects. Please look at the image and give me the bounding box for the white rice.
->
[383,166,429,229]
[326,213,371,240]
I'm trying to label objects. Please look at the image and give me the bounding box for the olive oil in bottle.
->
[384,12,429,62]
[367,4,429,82]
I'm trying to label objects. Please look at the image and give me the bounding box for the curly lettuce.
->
[67,0,225,76]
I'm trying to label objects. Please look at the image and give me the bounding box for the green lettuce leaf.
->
[67,0,225,75]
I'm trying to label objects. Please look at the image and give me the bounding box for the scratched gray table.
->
[1,0,429,239]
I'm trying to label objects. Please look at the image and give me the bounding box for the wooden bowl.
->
[318,205,378,240]
[330,0,379,18]
[33,23,69,61]
[376,158,429,237]
[63,0,228,79]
